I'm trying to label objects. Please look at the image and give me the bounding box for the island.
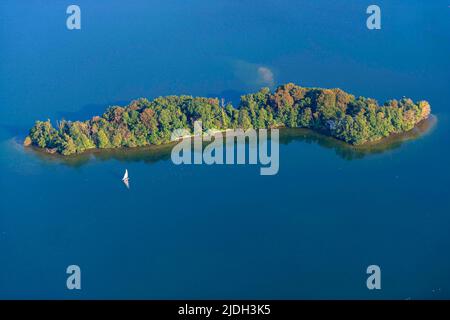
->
[24,83,431,155]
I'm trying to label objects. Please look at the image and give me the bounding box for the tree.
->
[112,132,123,147]
[23,136,32,146]
[238,109,252,130]
[26,83,432,154]
[419,101,431,120]
[298,108,312,127]
[257,108,268,128]
[61,134,77,155]
[97,129,111,148]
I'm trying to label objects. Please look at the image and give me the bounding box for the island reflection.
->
[25,115,436,167]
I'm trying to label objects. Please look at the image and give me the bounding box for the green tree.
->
[257,108,268,128]
[238,109,252,130]
[26,83,432,154]
[97,129,111,148]
[298,108,312,127]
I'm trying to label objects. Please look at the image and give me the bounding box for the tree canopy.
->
[26,83,431,155]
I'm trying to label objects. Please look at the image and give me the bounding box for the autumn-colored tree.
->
[26,83,431,154]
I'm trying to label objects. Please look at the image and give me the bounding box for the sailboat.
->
[122,169,130,189]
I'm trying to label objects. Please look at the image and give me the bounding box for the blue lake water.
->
[0,0,449,299]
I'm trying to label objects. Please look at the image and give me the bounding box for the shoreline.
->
[24,115,437,160]
[349,114,437,149]
[25,83,433,156]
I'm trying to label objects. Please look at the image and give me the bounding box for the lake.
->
[0,0,449,299]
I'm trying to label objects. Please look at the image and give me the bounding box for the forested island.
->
[25,83,431,155]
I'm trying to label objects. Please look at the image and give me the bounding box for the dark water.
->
[0,0,449,299]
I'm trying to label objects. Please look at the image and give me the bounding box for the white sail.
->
[122,169,129,189]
